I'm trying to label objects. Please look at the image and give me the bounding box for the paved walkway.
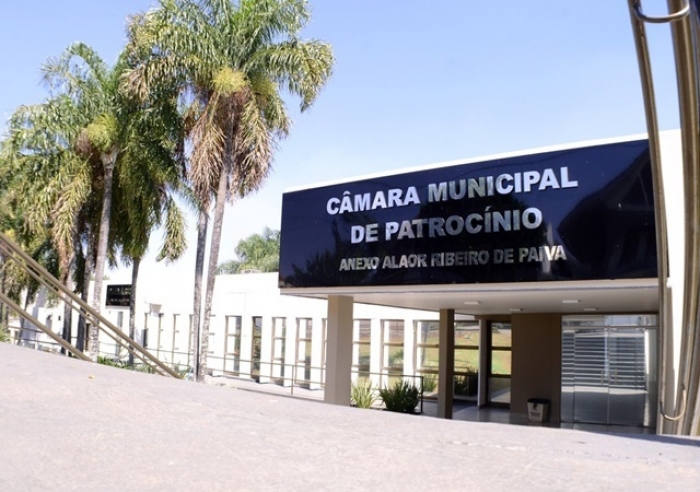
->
[1,343,698,491]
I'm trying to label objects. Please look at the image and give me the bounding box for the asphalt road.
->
[1,343,698,491]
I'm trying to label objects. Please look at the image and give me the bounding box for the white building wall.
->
[9,272,444,395]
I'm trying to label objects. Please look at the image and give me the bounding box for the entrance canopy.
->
[279,135,658,316]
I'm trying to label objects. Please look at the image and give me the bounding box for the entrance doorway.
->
[561,315,657,427]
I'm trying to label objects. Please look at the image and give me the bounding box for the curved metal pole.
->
[626,1,677,430]
[632,0,690,23]
[660,386,687,421]
[666,0,700,436]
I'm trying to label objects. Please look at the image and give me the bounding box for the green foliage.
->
[379,380,421,414]
[97,355,123,367]
[351,380,378,409]
[85,113,118,152]
[388,347,404,367]
[0,323,11,343]
[213,67,247,96]
[97,355,156,374]
[132,363,156,374]
[217,227,280,273]
[421,374,437,393]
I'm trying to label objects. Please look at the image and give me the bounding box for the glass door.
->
[487,321,511,406]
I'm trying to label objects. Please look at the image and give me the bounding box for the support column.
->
[478,318,489,407]
[437,308,455,419]
[324,295,354,405]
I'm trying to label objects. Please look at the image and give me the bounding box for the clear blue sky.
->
[0,1,680,288]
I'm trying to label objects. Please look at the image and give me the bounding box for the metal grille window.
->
[352,319,371,379]
[224,315,241,375]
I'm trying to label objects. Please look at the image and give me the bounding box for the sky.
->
[0,0,681,297]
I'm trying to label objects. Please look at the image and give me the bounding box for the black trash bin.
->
[527,398,550,422]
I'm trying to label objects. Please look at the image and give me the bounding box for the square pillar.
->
[437,308,455,419]
[324,295,354,405]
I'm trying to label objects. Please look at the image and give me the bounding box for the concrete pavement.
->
[1,343,698,491]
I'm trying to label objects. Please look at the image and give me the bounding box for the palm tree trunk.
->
[0,252,5,329]
[60,254,75,355]
[192,206,208,381]
[89,149,117,360]
[127,256,140,366]
[77,234,93,352]
[199,167,228,382]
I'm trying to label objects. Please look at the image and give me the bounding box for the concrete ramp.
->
[1,343,698,491]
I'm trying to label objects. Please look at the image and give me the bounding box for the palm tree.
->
[2,42,189,358]
[217,227,280,274]
[125,0,334,381]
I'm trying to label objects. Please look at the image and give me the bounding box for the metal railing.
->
[627,0,700,435]
[0,232,180,378]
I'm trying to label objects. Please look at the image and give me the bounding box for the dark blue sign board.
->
[279,139,656,288]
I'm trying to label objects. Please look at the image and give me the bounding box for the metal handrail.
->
[627,0,700,434]
[666,0,700,435]
[0,232,180,378]
[0,291,91,361]
[631,0,690,23]
[626,0,678,432]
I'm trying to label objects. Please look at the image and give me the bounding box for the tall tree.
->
[125,0,334,381]
[2,42,189,358]
[217,227,280,274]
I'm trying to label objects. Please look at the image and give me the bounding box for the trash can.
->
[527,398,550,423]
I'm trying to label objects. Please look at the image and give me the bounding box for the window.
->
[454,321,479,399]
[272,317,286,383]
[352,319,371,380]
[252,316,262,377]
[295,318,312,387]
[224,315,242,375]
[381,320,404,387]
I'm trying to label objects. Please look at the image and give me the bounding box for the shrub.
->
[351,380,379,409]
[97,356,124,367]
[421,374,437,393]
[0,324,10,343]
[379,380,421,413]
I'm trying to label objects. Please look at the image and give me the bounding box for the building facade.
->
[279,131,685,430]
